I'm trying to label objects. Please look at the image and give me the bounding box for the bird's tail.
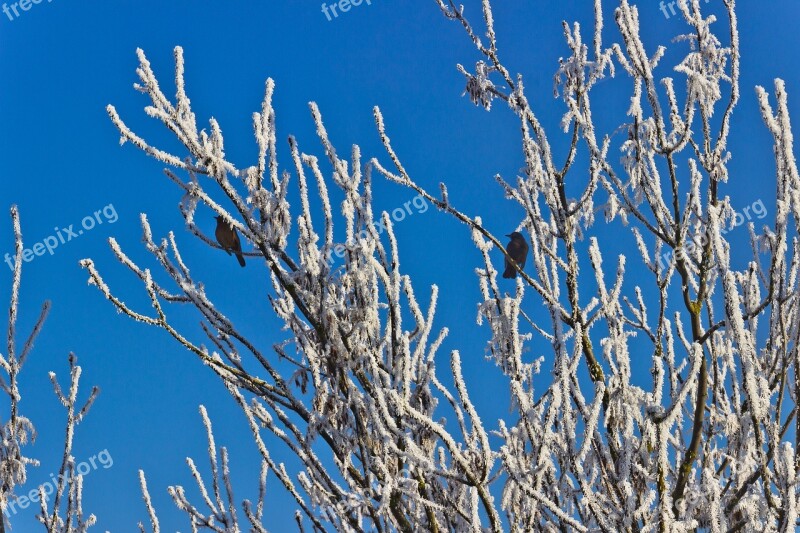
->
[502,267,516,279]
[236,252,246,267]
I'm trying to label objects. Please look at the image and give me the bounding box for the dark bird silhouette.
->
[215,215,245,267]
[502,231,528,279]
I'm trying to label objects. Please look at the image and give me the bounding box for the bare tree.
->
[0,207,99,533]
[0,206,47,533]
[86,0,800,530]
[36,353,100,533]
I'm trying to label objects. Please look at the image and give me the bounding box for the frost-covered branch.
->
[1,208,100,533]
[0,206,46,533]
[86,0,800,530]
[36,354,100,533]
[92,45,506,532]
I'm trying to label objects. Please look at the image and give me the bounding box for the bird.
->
[215,215,246,267]
[502,231,528,279]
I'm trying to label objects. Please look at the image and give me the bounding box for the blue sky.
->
[1,0,800,530]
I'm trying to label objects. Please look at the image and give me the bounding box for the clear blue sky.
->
[1,1,799,530]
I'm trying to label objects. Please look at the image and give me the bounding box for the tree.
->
[0,207,100,533]
[60,0,800,530]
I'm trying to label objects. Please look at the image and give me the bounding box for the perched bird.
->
[215,215,245,267]
[502,231,528,279]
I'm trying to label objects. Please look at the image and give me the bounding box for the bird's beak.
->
[505,234,512,238]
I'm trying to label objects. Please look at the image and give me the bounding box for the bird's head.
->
[506,231,524,240]
[214,215,224,222]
